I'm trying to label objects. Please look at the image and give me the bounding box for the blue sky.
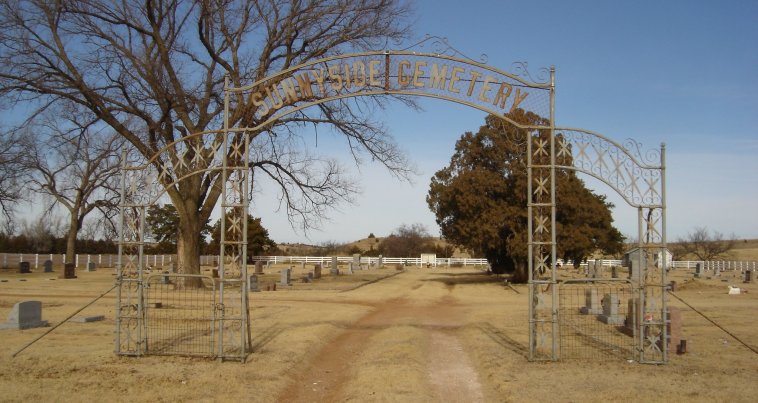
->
[254,0,758,245]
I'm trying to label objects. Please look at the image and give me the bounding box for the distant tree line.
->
[0,233,117,254]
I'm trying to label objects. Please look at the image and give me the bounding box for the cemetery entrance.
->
[116,43,667,363]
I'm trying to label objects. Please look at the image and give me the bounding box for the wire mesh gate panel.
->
[144,275,216,356]
[558,281,635,360]
[143,274,249,358]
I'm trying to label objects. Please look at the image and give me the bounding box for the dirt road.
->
[276,269,492,402]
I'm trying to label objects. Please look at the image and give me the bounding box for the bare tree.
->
[380,223,433,258]
[676,226,737,261]
[19,214,65,253]
[23,108,122,264]
[0,0,416,278]
[0,130,26,226]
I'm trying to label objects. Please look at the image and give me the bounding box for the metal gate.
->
[116,116,252,361]
[527,103,668,363]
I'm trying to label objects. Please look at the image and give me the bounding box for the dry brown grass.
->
[0,264,756,402]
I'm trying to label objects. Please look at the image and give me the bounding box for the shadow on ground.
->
[423,271,509,286]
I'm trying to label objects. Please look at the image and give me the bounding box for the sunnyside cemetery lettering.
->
[248,53,535,121]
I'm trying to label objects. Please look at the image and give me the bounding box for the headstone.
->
[307,272,314,282]
[18,261,31,274]
[43,260,54,273]
[694,263,702,278]
[667,306,682,353]
[279,268,291,286]
[0,301,48,330]
[87,262,96,272]
[60,263,77,279]
[588,261,597,278]
[314,264,322,279]
[714,266,721,277]
[595,260,604,278]
[598,294,624,325]
[248,274,260,292]
[628,260,641,283]
[744,270,752,283]
[301,261,306,271]
[346,263,354,274]
[71,315,105,323]
[352,253,361,266]
[378,255,384,268]
[331,256,338,269]
[580,288,602,315]
[255,261,264,274]
[611,266,618,279]
[168,261,177,273]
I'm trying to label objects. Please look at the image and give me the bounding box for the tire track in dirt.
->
[275,272,486,402]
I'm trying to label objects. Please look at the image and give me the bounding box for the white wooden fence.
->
[0,253,175,269]
[245,255,490,267]
[2,252,755,272]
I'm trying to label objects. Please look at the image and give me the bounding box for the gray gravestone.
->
[43,259,54,273]
[378,255,384,268]
[714,266,721,277]
[580,288,602,315]
[71,315,105,323]
[301,261,306,271]
[87,262,96,272]
[331,256,338,269]
[588,261,597,278]
[279,268,291,286]
[595,260,604,278]
[255,261,264,274]
[611,266,618,279]
[352,253,361,266]
[314,264,322,279]
[18,261,31,273]
[628,260,641,283]
[598,294,624,325]
[0,301,48,330]
[694,263,702,278]
[248,274,260,292]
[346,263,354,274]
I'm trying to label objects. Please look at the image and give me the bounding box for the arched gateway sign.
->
[117,49,667,364]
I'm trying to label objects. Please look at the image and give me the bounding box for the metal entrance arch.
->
[117,40,666,363]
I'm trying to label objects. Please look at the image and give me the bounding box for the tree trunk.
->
[65,216,78,265]
[177,207,203,287]
[511,260,528,283]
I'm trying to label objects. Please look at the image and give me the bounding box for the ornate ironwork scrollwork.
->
[511,61,551,85]
[555,129,663,207]
[400,34,489,64]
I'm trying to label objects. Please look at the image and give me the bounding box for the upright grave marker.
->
[0,301,48,330]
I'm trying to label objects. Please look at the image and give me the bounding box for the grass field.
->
[0,264,756,402]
